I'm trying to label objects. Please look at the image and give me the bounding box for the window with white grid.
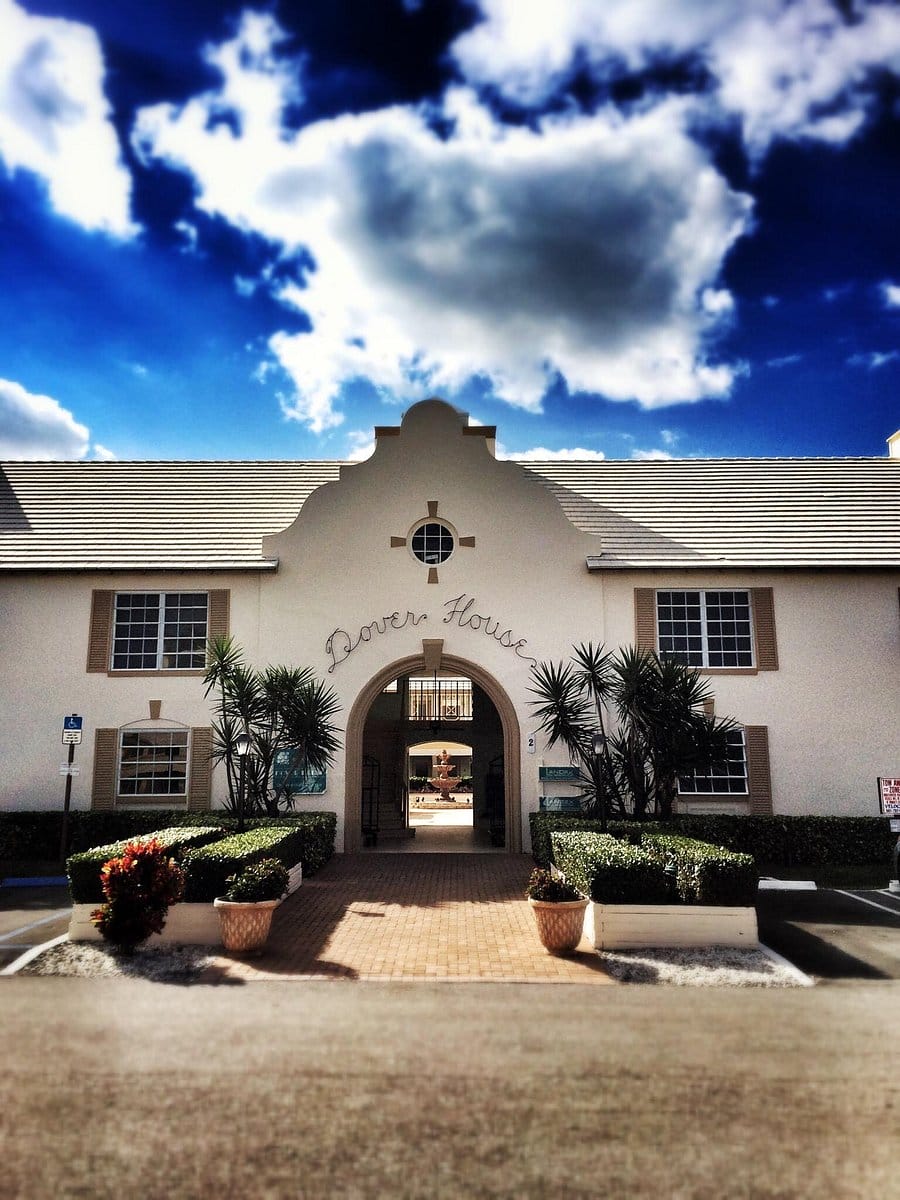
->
[678,730,748,795]
[112,592,208,670]
[118,730,189,796]
[656,590,754,668]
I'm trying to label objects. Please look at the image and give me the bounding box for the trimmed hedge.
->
[551,830,758,907]
[530,815,641,869]
[530,812,895,869]
[551,832,671,904]
[264,812,336,877]
[67,826,224,903]
[182,826,306,902]
[0,810,227,862]
[642,834,757,906]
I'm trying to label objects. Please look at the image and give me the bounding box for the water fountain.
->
[428,749,459,801]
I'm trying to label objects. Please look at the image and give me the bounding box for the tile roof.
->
[0,461,342,570]
[521,457,900,568]
[1,455,897,571]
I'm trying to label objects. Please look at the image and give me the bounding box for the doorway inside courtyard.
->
[359,669,507,852]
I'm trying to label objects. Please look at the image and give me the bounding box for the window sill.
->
[114,796,189,807]
[698,667,759,676]
[105,669,206,677]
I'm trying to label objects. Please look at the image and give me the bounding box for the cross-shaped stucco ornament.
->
[390,500,475,583]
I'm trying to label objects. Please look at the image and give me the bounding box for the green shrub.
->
[551,832,673,904]
[642,834,757,906]
[530,811,894,868]
[222,857,290,903]
[67,826,223,903]
[525,867,582,902]
[530,814,643,868]
[551,831,757,907]
[182,826,305,901]
[0,810,228,863]
[249,812,336,876]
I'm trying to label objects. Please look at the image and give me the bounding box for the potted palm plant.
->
[525,867,589,954]
[213,857,289,953]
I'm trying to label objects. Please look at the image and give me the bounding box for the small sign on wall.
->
[539,765,581,782]
[273,749,326,794]
[877,777,900,816]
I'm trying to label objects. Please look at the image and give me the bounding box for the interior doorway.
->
[346,654,519,852]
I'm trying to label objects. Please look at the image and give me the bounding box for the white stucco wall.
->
[1,400,898,847]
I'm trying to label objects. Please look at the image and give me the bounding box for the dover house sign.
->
[325,593,538,673]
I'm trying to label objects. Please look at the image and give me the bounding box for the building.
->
[1,399,898,852]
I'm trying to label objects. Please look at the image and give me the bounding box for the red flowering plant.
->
[91,838,186,954]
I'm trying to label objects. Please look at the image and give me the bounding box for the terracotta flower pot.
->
[213,897,282,954]
[528,897,589,954]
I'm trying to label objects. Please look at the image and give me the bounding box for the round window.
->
[411,521,455,565]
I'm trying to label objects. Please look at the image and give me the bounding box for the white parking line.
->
[0,910,70,944]
[833,890,900,918]
[0,933,68,976]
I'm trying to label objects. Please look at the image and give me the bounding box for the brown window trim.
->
[93,724,212,811]
[635,586,778,672]
[88,588,229,675]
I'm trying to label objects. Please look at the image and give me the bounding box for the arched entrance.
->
[344,654,522,852]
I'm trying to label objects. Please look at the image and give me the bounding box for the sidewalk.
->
[201,852,613,984]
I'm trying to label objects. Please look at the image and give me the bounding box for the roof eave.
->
[585,555,900,570]
[0,559,281,573]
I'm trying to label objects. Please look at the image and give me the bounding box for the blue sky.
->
[0,0,898,463]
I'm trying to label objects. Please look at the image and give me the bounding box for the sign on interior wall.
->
[273,749,326,794]
[324,593,537,672]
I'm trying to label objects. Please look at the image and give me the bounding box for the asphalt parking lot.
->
[757,884,900,980]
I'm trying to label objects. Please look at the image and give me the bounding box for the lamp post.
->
[235,731,252,834]
[591,731,606,833]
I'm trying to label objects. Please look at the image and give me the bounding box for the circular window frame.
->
[408,518,457,567]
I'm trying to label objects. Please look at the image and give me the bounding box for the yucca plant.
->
[204,636,342,819]
[530,643,739,822]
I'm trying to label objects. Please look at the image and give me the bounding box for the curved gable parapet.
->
[262,398,604,573]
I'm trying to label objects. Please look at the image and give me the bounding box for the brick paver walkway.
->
[201,853,613,983]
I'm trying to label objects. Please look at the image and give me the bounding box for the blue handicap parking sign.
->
[63,715,83,731]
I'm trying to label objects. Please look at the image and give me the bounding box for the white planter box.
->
[584,901,758,950]
[69,860,303,945]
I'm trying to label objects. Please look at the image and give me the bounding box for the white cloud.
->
[881,281,900,308]
[762,296,779,308]
[499,445,606,461]
[767,353,802,368]
[344,429,375,461]
[632,447,675,460]
[451,0,900,160]
[660,428,678,446]
[92,442,116,460]
[847,350,899,370]
[133,16,751,432]
[0,0,135,235]
[0,377,90,458]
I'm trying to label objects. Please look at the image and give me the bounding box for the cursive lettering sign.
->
[442,593,538,666]
[325,610,427,673]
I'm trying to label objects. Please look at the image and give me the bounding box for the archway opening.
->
[344,655,521,853]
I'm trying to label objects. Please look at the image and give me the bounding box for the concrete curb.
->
[759,942,815,987]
